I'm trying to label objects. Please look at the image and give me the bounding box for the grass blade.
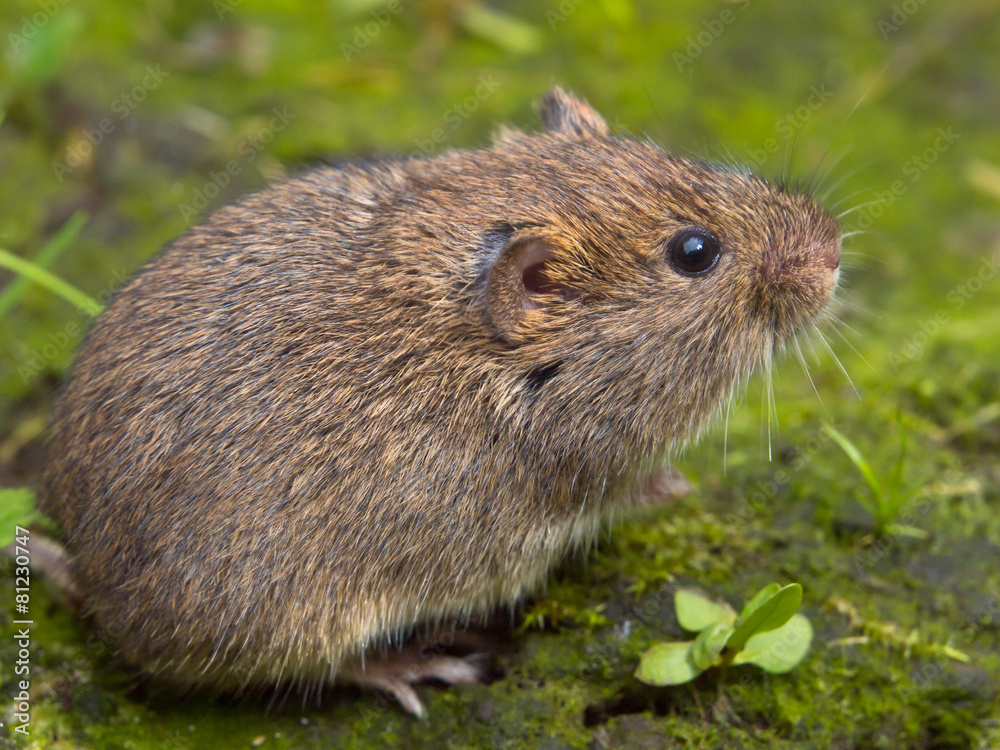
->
[0,210,89,318]
[824,422,884,519]
[0,247,102,316]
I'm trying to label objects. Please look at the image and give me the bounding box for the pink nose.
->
[816,241,841,270]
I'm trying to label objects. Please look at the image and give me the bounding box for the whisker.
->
[758,373,765,461]
[794,335,828,414]
[840,249,878,262]
[825,311,864,338]
[819,159,882,204]
[827,316,875,371]
[808,61,888,193]
[839,229,871,241]
[838,254,879,273]
[760,354,774,462]
[833,294,881,319]
[768,359,777,461]
[810,144,854,197]
[837,199,890,220]
[721,144,743,173]
[839,255,877,272]
[640,77,659,116]
[723,387,732,476]
[817,329,860,399]
[781,119,795,188]
[803,327,825,366]
[825,186,874,213]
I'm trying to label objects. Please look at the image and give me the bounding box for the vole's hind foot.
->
[339,651,487,719]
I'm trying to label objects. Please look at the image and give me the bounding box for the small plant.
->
[823,411,924,536]
[634,583,812,686]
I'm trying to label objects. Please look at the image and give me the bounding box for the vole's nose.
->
[816,241,841,270]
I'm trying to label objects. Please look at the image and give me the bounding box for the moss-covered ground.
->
[1,0,999,747]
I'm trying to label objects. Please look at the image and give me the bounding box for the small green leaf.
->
[634,642,702,686]
[690,622,731,671]
[738,583,782,622]
[733,614,813,673]
[675,588,737,632]
[0,488,39,547]
[726,584,802,652]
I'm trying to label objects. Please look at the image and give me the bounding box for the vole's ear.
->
[487,235,580,345]
[541,87,610,138]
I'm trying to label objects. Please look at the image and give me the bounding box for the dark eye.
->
[668,228,721,275]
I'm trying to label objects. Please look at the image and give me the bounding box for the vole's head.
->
[478,88,841,467]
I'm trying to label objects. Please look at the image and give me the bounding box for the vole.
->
[41,88,841,717]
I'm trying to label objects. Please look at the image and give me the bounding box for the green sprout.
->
[635,583,813,687]
[823,410,925,536]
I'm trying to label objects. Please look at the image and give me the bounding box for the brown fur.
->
[41,88,840,694]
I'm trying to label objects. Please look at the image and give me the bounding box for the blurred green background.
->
[1,0,999,748]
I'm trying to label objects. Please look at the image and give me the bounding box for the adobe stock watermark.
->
[341,0,405,60]
[51,65,170,182]
[896,588,1000,702]
[410,74,501,158]
[6,0,74,56]
[214,0,242,20]
[851,456,963,574]
[16,266,129,384]
[725,424,834,530]
[877,0,929,39]
[673,0,751,72]
[8,527,33,738]
[744,81,835,170]
[547,0,587,30]
[843,126,960,236]
[580,586,673,680]
[50,604,189,748]
[887,244,998,370]
[177,106,295,223]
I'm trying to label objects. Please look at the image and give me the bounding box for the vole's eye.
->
[668,228,721,275]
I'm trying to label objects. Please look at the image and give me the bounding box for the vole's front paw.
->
[339,649,487,719]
